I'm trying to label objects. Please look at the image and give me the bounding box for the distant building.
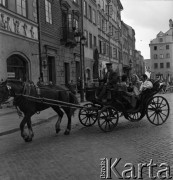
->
[134,50,145,77]
[149,19,173,82]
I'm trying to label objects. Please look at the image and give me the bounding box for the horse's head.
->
[0,81,10,104]
[6,79,24,95]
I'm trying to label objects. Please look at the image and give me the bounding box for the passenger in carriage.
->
[96,63,118,100]
[139,74,153,92]
[129,74,142,96]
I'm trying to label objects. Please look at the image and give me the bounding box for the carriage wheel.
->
[146,96,170,125]
[98,106,119,132]
[127,111,144,122]
[78,103,99,127]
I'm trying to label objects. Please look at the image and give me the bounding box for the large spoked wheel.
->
[146,96,170,125]
[127,111,144,122]
[98,106,119,132]
[78,103,100,127]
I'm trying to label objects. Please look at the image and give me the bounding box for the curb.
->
[0,115,58,137]
[0,101,88,137]
[0,110,16,117]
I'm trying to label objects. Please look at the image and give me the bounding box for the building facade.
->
[96,0,123,78]
[38,0,81,86]
[149,19,173,82]
[83,0,98,83]
[0,0,39,83]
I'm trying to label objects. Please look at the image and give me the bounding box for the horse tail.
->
[69,92,79,116]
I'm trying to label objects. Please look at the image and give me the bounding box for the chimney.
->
[169,19,173,29]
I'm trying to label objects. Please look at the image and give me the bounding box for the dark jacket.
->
[100,70,118,87]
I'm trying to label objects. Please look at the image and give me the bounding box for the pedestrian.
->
[37,77,44,87]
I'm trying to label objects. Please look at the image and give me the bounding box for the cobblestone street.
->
[0,94,173,180]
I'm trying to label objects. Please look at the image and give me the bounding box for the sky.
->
[120,0,173,59]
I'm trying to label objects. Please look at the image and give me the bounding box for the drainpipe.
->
[36,0,43,78]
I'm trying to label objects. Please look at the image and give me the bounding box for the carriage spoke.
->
[81,116,87,121]
[104,121,108,131]
[159,104,167,108]
[158,98,163,108]
[158,113,164,122]
[84,117,89,125]
[160,111,167,117]
[157,114,160,124]
[152,113,157,123]
[148,111,155,119]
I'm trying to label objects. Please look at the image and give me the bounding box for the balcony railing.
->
[60,27,77,48]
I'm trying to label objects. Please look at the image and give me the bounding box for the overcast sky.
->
[120,0,173,59]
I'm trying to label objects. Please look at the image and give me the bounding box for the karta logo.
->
[100,158,172,179]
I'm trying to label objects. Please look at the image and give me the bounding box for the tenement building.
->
[149,19,173,82]
[0,0,39,83]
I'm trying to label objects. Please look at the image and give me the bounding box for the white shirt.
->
[140,80,153,92]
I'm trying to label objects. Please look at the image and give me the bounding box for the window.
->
[94,36,96,47]
[166,45,169,49]
[45,0,52,24]
[99,40,102,53]
[72,0,78,4]
[154,46,157,50]
[166,62,170,68]
[113,47,117,59]
[160,54,164,59]
[88,5,92,21]
[73,18,79,30]
[0,0,7,7]
[16,0,26,17]
[154,63,158,69]
[160,63,164,68]
[92,9,96,24]
[68,14,72,28]
[159,38,163,42]
[110,46,112,58]
[84,30,88,47]
[159,46,163,50]
[166,53,170,58]
[107,44,109,56]
[89,33,92,48]
[154,54,158,59]
[83,0,87,17]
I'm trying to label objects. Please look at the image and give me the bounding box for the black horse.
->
[0,79,79,142]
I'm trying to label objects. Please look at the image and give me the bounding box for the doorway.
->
[64,62,70,85]
[7,54,28,81]
[48,56,56,84]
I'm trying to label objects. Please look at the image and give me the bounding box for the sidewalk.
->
[0,94,87,136]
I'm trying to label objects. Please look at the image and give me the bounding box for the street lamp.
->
[74,32,86,102]
[129,59,132,78]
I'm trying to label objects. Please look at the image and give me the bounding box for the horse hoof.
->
[24,137,32,142]
[56,129,61,134]
[64,131,70,135]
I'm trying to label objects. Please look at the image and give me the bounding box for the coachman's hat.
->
[106,63,112,66]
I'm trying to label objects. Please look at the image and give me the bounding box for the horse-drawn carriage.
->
[0,78,170,142]
[79,79,170,132]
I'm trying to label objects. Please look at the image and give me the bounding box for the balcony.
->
[60,27,77,48]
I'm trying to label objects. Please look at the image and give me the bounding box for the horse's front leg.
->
[27,117,34,141]
[64,115,71,135]
[20,115,28,141]
[52,107,64,134]
[20,114,33,142]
